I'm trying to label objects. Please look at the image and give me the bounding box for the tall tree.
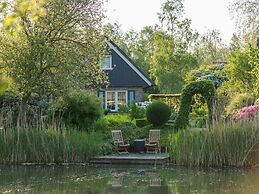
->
[193,29,229,65]
[0,0,107,124]
[224,44,258,96]
[158,0,198,50]
[0,0,46,33]
[150,31,198,93]
[229,0,259,45]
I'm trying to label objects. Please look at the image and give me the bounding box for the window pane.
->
[118,92,126,109]
[107,92,116,110]
[128,91,135,105]
[101,56,111,69]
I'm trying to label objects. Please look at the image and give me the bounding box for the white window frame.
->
[101,55,113,70]
[105,90,128,112]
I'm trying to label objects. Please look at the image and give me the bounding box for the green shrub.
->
[103,114,132,127]
[136,118,149,127]
[0,91,51,129]
[226,93,255,116]
[0,90,20,106]
[114,122,137,144]
[255,98,259,105]
[130,102,146,119]
[143,93,149,101]
[104,109,111,115]
[91,118,109,132]
[146,101,171,126]
[118,105,129,113]
[175,80,216,129]
[53,91,103,129]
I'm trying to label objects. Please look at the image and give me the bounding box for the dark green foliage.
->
[0,91,52,129]
[0,91,51,109]
[103,109,111,115]
[0,91,20,106]
[146,101,171,126]
[114,122,137,144]
[54,91,103,129]
[175,80,216,129]
[118,105,129,113]
[130,102,146,119]
[136,118,149,127]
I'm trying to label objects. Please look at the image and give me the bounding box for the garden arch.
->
[175,80,216,129]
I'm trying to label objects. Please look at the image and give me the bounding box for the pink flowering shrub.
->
[234,105,259,121]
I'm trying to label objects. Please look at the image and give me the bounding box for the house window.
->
[106,91,116,111]
[101,55,112,70]
[105,91,127,112]
[117,92,127,110]
[128,90,135,105]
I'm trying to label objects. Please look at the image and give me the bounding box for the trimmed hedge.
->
[175,80,216,129]
[146,101,171,126]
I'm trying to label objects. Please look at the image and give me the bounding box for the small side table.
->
[134,139,145,153]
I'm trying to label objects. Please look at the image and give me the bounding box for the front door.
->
[106,91,127,112]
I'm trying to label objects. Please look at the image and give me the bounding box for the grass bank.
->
[169,121,259,167]
[0,127,112,164]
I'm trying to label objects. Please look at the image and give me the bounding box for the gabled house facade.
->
[97,41,153,112]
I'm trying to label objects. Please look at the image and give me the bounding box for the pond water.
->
[1,165,259,194]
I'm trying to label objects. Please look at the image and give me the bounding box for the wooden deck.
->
[90,153,170,165]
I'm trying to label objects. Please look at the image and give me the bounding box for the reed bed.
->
[169,121,259,167]
[0,127,112,164]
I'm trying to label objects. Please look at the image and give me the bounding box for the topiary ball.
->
[146,101,171,126]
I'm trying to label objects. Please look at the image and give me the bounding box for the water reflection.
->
[0,165,259,194]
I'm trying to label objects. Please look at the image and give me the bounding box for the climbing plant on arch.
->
[175,80,216,129]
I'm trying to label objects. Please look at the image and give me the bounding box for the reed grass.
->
[169,121,259,167]
[0,127,112,164]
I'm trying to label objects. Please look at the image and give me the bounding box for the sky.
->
[104,0,237,45]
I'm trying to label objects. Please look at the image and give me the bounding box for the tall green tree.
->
[193,29,229,65]
[229,0,259,45]
[158,0,198,50]
[0,0,46,33]
[150,32,198,93]
[124,27,155,75]
[224,44,259,95]
[150,0,198,93]
[0,0,107,124]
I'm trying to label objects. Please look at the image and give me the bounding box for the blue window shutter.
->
[128,90,135,106]
[97,90,105,109]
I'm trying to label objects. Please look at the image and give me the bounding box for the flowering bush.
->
[235,105,259,121]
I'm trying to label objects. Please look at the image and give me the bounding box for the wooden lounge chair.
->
[112,130,129,154]
[145,129,160,153]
